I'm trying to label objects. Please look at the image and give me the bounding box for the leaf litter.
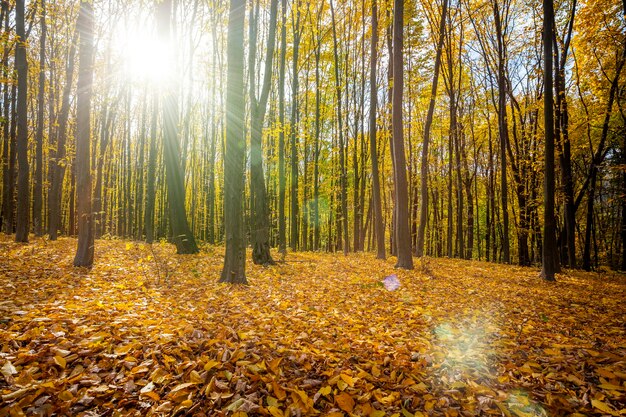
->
[0,235,625,416]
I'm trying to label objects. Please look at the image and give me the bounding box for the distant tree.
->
[73,0,95,267]
[391,0,413,269]
[416,0,448,258]
[48,28,78,241]
[220,0,247,284]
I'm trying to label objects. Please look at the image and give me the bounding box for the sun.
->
[126,33,172,83]
[112,14,173,85]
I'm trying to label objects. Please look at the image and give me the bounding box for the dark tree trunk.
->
[541,0,557,281]
[220,0,247,284]
[157,0,198,254]
[370,0,385,260]
[33,0,46,236]
[73,0,95,267]
[14,0,29,242]
[391,0,413,269]
[493,1,510,263]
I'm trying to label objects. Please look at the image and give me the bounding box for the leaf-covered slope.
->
[1,235,624,416]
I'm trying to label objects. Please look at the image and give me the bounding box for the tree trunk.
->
[73,0,95,267]
[541,0,557,281]
[250,0,278,265]
[33,0,47,236]
[330,0,349,255]
[14,0,29,242]
[493,1,510,263]
[370,0,385,260]
[290,0,302,252]
[220,0,247,284]
[158,0,198,255]
[391,0,413,269]
[145,93,157,243]
[278,0,287,254]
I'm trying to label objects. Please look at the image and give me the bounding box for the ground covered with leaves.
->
[1,235,625,417]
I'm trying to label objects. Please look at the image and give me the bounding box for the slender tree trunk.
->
[14,0,29,242]
[33,0,47,236]
[391,0,413,269]
[73,0,95,267]
[493,1,510,263]
[1,3,13,233]
[278,0,287,254]
[370,0,385,260]
[220,0,247,283]
[313,21,322,251]
[416,0,448,257]
[289,0,301,252]
[330,0,350,255]
[541,0,557,281]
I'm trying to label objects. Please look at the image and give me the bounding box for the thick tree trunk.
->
[220,0,247,284]
[541,0,557,281]
[158,0,198,255]
[73,0,95,267]
[14,0,29,242]
[391,0,413,269]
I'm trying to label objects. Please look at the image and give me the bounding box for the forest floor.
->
[0,234,625,417]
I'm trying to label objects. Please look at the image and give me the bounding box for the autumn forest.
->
[1,0,625,415]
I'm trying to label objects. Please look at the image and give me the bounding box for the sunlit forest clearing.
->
[1,0,626,414]
[1,236,625,416]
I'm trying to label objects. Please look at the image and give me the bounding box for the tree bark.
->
[391,0,413,269]
[541,0,557,281]
[33,0,46,236]
[330,0,349,255]
[278,0,287,255]
[220,0,247,284]
[73,0,95,267]
[158,0,198,254]
[370,0,385,260]
[14,0,29,242]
